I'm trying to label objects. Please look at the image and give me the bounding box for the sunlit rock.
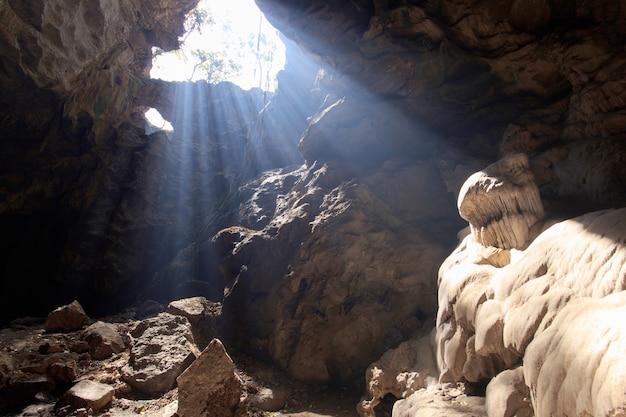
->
[249,387,291,412]
[54,380,114,416]
[393,384,488,417]
[525,292,626,417]
[122,313,199,395]
[216,159,460,384]
[357,331,438,417]
[485,367,533,417]
[177,338,246,417]
[166,297,209,325]
[437,207,626,416]
[458,153,544,250]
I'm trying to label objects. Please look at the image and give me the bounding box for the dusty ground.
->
[0,318,361,417]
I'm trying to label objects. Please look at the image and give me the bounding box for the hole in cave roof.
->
[149,0,286,92]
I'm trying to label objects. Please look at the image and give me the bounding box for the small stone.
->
[44,301,90,333]
[250,387,291,412]
[49,360,77,384]
[55,380,114,414]
[166,297,211,324]
[81,321,125,360]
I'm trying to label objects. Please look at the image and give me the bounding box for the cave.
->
[1,0,625,416]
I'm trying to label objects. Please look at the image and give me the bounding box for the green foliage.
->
[151,3,282,90]
[189,49,242,83]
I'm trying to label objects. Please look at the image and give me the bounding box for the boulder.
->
[55,379,114,414]
[122,313,199,395]
[81,321,125,359]
[44,301,90,333]
[217,160,458,384]
[177,338,246,417]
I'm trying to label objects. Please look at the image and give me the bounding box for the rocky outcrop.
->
[214,157,461,384]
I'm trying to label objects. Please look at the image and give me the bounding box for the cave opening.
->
[145,0,286,130]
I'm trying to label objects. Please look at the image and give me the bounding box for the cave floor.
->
[0,320,360,417]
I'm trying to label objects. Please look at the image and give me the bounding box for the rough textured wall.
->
[0,0,310,320]
[256,0,626,210]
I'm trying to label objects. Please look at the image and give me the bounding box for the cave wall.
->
[0,0,312,320]
[0,0,625,405]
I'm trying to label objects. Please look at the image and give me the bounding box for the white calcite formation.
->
[437,173,626,417]
[363,155,626,417]
[457,153,544,250]
[358,332,438,417]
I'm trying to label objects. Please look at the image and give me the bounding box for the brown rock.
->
[44,300,90,333]
[122,313,199,395]
[177,338,246,417]
[166,297,208,324]
[509,0,552,32]
[48,360,77,384]
[81,321,125,359]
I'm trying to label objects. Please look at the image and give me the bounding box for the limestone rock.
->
[358,331,437,417]
[122,313,199,395]
[458,153,544,250]
[55,379,114,415]
[176,338,246,417]
[485,367,533,417]
[437,207,626,415]
[44,301,90,333]
[249,387,291,412]
[217,160,459,384]
[81,321,125,360]
[524,292,626,417]
[393,385,488,417]
[166,297,209,324]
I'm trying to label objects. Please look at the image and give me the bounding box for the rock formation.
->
[176,338,247,417]
[122,313,199,395]
[1,0,626,415]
